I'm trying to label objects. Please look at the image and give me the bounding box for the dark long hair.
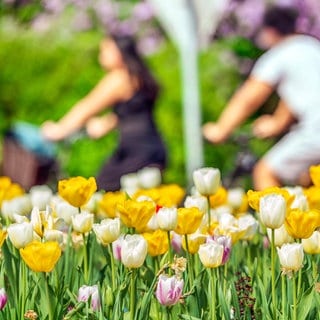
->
[111,34,159,102]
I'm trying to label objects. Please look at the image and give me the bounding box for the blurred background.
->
[1,0,319,187]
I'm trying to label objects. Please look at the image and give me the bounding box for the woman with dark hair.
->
[42,34,167,191]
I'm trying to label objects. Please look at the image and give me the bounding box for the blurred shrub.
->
[0,21,272,187]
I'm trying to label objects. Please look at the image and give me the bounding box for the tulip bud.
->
[155,275,184,306]
[193,167,221,196]
[259,194,286,229]
[302,230,320,254]
[156,207,178,231]
[198,242,224,268]
[78,285,100,311]
[29,185,53,210]
[0,288,7,310]
[137,167,162,189]
[267,225,294,247]
[71,212,94,234]
[7,222,34,249]
[93,218,121,246]
[277,243,304,274]
[121,234,148,268]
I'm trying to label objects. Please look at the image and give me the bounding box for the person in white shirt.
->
[203,6,320,190]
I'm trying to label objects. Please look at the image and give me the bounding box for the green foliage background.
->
[0,20,273,187]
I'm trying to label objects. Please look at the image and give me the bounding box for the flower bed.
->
[0,166,320,319]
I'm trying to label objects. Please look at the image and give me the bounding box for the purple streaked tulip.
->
[155,275,184,306]
[77,285,100,311]
[0,288,7,310]
[207,235,232,265]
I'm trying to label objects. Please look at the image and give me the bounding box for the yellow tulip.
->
[303,186,320,210]
[247,187,293,212]
[58,176,97,208]
[98,191,127,218]
[0,229,7,247]
[285,208,320,239]
[182,232,206,254]
[0,176,24,207]
[174,207,203,235]
[142,229,168,256]
[117,199,155,232]
[209,187,227,208]
[302,230,320,254]
[20,241,61,272]
[310,164,320,187]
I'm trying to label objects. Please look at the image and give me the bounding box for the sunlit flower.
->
[7,222,34,249]
[78,285,100,311]
[302,230,320,254]
[117,199,155,233]
[198,241,224,268]
[277,243,304,275]
[93,218,121,246]
[156,207,178,231]
[155,274,184,306]
[174,207,203,235]
[143,229,168,256]
[207,235,232,265]
[71,212,94,234]
[58,176,97,208]
[285,209,320,239]
[0,288,7,310]
[98,191,126,219]
[267,225,294,247]
[137,167,162,189]
[121,234,148,268]
[193,167,221,196]
[29,185,52,210]
[259,194,286,229]
[20,241,61,272]
[0,176,24,207]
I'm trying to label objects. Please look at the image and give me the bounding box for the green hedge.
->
[0,21,273,187]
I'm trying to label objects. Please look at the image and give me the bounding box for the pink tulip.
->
[155,275,184,306]
[0,288,7,310]
[77,285,100,311]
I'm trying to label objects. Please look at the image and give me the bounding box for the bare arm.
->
[253,100,296,138]
[86,113,118,139]
[203,77,274,143]
[42,70,134,141]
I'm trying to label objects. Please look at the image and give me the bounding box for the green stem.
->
[167,231,173,265]
[271,229,276,318]
[184,235,194,289]
[297,268,302,298]
[44,273,54,320]
[292,272,297,320]
[207,196,211,233]
[210,268,217,320]
[130,269,136,320]
[83,234,89,283]
[223,263,228,296]
[281,275,286,320]
[312,257,318,282]
[20,261,27,320]
[108,244,116,292]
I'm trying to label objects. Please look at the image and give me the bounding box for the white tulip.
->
[259,194,286,229]
[290,194,309,211]
[238,214,259,240]
[82,192,103,213]
[29,185,53,210]
[137,167,162,189]
[267,225,294,247]
[277,243,304,274]
[227,188,245,209]
[302,230,320,254]
[121,234,148,268]
[1,195,32,220]
[71,211,94,233]
[120,173,140,196]
[93,218,121,246]
[184,195,208,214]
[198,242,224,268]
[146,214,159,231]
[44,229,64,245]
[7,222,34,249]
[156,207,178,231]
[56,201,78,225]
[193,167,221,196]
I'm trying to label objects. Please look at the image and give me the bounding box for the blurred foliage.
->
[0,19,274,188]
